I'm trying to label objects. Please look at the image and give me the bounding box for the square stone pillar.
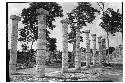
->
[74,26,81,70]
[84,30,90,68]
[9,15,21,75]
[36,8,49,77]
[97,36,102,66]
[102,38,106,64]
[91,34,96,66]
[60,18,71,73]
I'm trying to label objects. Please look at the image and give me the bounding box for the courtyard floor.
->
[10,64,123,82]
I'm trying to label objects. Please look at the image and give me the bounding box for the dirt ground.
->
[10,64,123,82]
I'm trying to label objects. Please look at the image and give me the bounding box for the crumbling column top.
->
[102,38,106,41]
[97,36,102,43]
[97,36,102,39]
[91,34,96,36]
[60,18,71,24]
[10,15,21,21]
[73,25,82,30]
[36,8,49,15]
[82,30,90,33]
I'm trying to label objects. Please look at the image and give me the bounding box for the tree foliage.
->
[68,2,99,47]
[47,38,57,52]
[68,2,99,26]
[100,8,123,35]
[106,46,115,55]
[19,2,63,52]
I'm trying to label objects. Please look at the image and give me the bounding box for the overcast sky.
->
[8,2,122,51]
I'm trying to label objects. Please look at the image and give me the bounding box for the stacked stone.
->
[60,18,71,73]
[74,26,81,70]
[91,34,96,66]
[97,36,102,66]
[9,15,21,75]
[102,38,106,64]
[85,30,90,68]
[36,8,49,77]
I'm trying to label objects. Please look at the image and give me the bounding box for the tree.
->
[67,2,99,68]
[68,2,99,55]
[19,2,63,57]
[106,46,115,55]
[99,8,123,63]
[47,38,57,52]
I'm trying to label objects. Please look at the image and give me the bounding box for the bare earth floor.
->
[10,65,123,82]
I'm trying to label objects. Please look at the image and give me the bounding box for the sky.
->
[8,2,123,51]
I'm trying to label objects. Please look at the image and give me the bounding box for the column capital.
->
[60,18,71,24]
[10,15,21,21]
[36,8,49,15]
[74,26,80,31]
[97,36,102,43]
[102,38,106,48]
[82,30,90,33]
[91,34,96,37]
[91,34,96,41]
[97,36,102,39]
[102,38,106,42]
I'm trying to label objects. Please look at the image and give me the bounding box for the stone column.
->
[102,38,106,64]
[74,26,81,70]
[9,15,21,75]
[91,34,96,66]
[60,18,71,73]
[36,8,49,77]
[97,36,102,66]
[85,30,90,68]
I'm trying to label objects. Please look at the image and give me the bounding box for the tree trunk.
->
[107,32,110,63]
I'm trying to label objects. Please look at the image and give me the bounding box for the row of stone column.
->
[60,18,107,71]
[9,8,107,78]
[9,8,49,78]
[9,15,21,75]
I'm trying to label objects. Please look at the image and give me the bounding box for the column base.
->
[85,65,90,68]
[36,74,45,78]
[9,64,17,75]
[36,65,45,78]
[61,67,68,73]
[75,66,81,70]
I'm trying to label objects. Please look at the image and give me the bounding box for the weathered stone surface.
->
[36,8,48,77]
[9,15,21,75]
[37,39,46,50]
[61,18,70,73]
[97,36,102,65]
[60,18,71,24]
[85,30,90,68]
[36,8,49,15]
[10,15,21,21]
[101,38,106,63]
[91,34,96,66]
[75,26,81,70]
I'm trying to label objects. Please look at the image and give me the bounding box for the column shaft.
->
[85,30,90,68]
[91,34,96,66]
[60,19,70,73]
[102,38,106,64]
[75,27,81,70]
[9,15,21,75]
[98,36,102,65]
[36,8,49,77]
